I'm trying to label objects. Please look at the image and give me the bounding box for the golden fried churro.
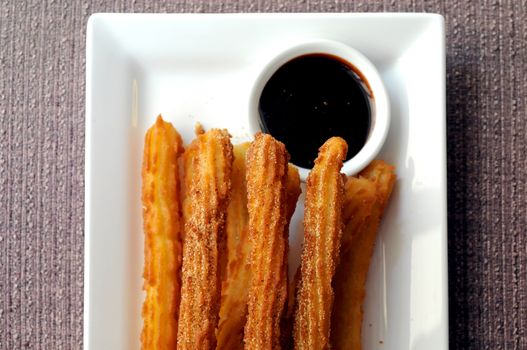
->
[217,145,301,350]
[279,164,302,350]
[244,133,291,350]
[141,115,184,349]
[279,165,302,349]
[293,137,348,350]
[331,160,396,350]
[340,177,377,256]
[177,129,233,350]
[216,143,251,350]
[360,160,396,214]
[220,143,251,283]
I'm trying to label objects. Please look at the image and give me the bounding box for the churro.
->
[177,129,233,350]
[331,160,396,350]
[141,115,184,349]
[217,145,301,350]
[293,137,348,350]
[244,133,291,350]
[216,143,251,350]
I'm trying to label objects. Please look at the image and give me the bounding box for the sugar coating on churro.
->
[177,129,233,350]
[244,133,291,350]
[218,145,301,350]
[293,137,348,350]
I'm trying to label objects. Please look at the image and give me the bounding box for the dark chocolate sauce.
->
[259,54,371,169]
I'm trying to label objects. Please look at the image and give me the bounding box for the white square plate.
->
[85,13,447,350]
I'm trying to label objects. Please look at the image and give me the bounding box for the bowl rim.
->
[248,38,390,181]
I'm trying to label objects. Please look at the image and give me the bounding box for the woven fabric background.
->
[0,1,525,349]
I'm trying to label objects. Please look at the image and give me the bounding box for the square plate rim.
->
[85,12,447,350]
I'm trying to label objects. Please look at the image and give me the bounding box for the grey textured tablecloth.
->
[0,1,525,349]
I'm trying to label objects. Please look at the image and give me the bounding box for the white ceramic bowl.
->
[248,39,390,181]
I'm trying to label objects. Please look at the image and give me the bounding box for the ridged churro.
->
[278,164,303,350]
[244,133,291,350]
[293,137,348,350]
[141,115,184,349]
[340,177,377,256]
[216,143,251,350]
[279,165,303,349]
[217,145,301,350]
[177,129,233,350]
[331,160,396,350]
[218,151,301,350]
